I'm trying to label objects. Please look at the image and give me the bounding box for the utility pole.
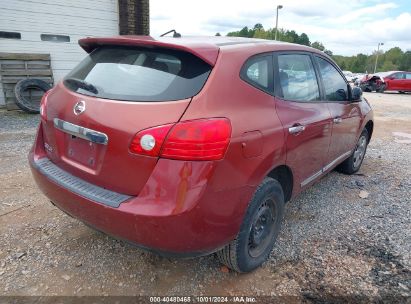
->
[274,5,283,41]
[373,42,384,73]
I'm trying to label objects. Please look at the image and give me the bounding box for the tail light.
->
[129,118,231,161]
[162,118,231,160]
[130,123,174,157]
[39,91,50,121]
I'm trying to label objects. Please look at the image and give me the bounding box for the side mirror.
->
[351,86,362,102]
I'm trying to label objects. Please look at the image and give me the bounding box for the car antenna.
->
[160,29,181,38]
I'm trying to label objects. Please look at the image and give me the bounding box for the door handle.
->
[333,117,343,124]
[288,125,305,135]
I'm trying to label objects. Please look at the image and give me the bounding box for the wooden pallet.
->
[0,52,54,111]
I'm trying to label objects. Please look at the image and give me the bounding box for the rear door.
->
[388,72,405,90]
[396,72,409,90]
[274,53,332,189]
[314,56,362,167]
[42,46,212,195]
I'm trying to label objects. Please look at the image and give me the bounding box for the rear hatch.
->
[41,43,214,196]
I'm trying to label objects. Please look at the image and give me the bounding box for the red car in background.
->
[359,71,411,93]
[29,35,374,272]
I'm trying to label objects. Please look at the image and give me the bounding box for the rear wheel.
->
[217,178,284,272]
[377,84,386,93]
[337,129,369,174]
[360,84,370,92]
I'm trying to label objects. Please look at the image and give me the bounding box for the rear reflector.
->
[129,124,174,157]
[129,118,231,161]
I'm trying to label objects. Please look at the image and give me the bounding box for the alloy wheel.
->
[353,135,367,169]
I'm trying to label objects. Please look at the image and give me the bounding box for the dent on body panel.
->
[209,116,285,190]
[241,131,263,158]
[121,159,215,216]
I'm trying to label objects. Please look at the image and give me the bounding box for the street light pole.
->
[274,5,283,41]
[373,42,384,73]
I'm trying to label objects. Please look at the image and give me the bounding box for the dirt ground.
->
[0,92,410,301]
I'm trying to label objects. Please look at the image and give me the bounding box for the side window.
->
[393,73,405,79]
[316,57,348,102]
[241,55,272,93]
[406,73,411,80]
[277,54,320,102]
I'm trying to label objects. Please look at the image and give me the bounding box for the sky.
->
[150,0,411,56]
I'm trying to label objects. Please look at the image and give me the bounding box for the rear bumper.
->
[29,128,253,256]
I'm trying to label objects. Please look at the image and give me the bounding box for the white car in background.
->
[343,71,355,82]
[354,73,366,86]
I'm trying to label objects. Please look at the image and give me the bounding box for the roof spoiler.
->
[78,36,219,66]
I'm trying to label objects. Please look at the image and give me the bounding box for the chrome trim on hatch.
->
[301,151,352,187]
[53,118,108,145]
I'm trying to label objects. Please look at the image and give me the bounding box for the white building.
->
[0,0,149,107]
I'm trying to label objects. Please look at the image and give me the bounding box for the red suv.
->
[29,36,374,272]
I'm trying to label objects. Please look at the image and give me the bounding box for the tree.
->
[253,29,268,39]
[284,30,299,43]
[239,26,250,37]
[311,41,325,51]
[215,32,221,36]
[351,54,367,73]
[384,47,403,66]
[297,33,310,46]
[381,61,397,71]
[253,23,264,31]
[399,51,411,71]
[225,24,408,73]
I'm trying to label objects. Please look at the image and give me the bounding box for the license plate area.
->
[53,118,109,172]
[66,134,99,169]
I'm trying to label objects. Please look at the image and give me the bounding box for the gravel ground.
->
[0,92,410,301]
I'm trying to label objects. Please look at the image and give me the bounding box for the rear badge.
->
[73,100,86,115]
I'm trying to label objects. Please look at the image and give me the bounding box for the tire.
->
[217,177,285,272]
[14,78,51,114]
[377,84,386,93]
[399,91,405,94]
[361,85,371,92]
[337,129,369,175]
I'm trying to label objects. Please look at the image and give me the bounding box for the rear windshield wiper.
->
[64,77,99,94]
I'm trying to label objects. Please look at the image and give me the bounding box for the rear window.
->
[64,46,212,102]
